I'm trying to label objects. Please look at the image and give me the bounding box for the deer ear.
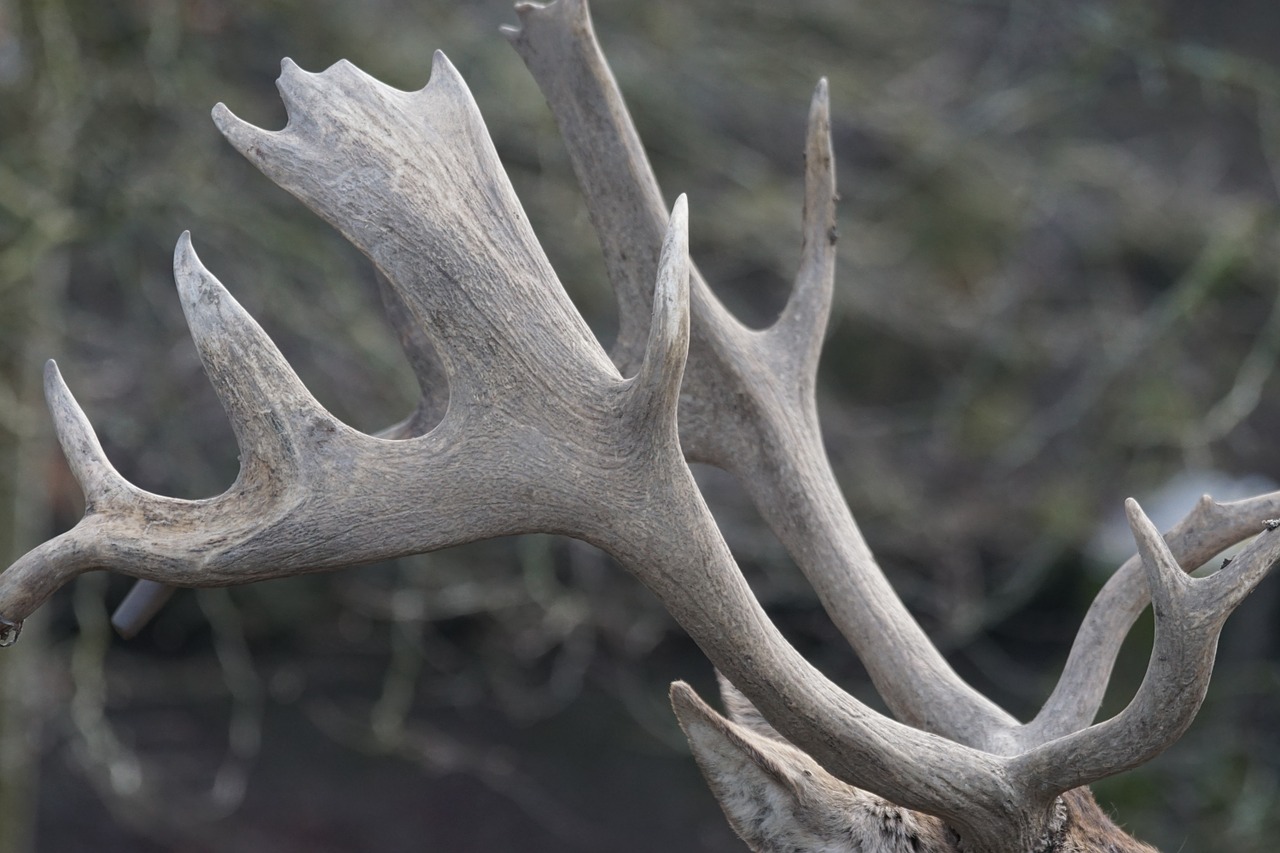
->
[670,682,954,853]
[716,670,787,743]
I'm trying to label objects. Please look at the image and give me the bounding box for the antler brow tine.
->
[4,5,1277,852]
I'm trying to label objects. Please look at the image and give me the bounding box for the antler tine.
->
[0,53,654,635]
[112,580,176,638]
[1023,489,1280,747]
[503,0,670,373]
[112,265,452,637]
[506,0,1017,746]
[213,53,616,400]
[1,44,1077,846]
[3,234,340,626]
[766,76,837,382]
[625,194,691,434]
[174,233,328,481]
[43,359,127,511]
[1013,498,1280,797]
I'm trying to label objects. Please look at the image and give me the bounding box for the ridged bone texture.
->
[3,1,1280,851]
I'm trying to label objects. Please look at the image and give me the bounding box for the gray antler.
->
[4,3,1278,852]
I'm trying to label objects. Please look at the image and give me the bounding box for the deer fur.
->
[2,1,1277,850]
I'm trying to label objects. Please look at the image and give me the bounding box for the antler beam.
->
[505,0,1018,748]
[4,4,1279,851]
[0,52,1036,848]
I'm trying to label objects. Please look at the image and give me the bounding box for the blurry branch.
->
[69,575,145,810]
[490,536,595,721]
[1261,94,1280,199]
[308,699,604,851]
[4,0,1280,849]
[67,576,264,842]
[308,557,604,851]
[1000,219,1261,468]
[0,0,91,848]
[0,378,46,853]
[0,161,79,296]
[335,543,601,725]
[0,379,26,438]
[1186,282,1280,459]
[196,588,264,811]
[370,563,429,741]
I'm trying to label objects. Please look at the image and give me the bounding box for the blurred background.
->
[3,0,1280,850]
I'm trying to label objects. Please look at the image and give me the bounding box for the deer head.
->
[4,2,1279,851]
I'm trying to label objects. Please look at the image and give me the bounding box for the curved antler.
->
[5,9,1278,852]
[0,52,1040,849]
[0,54,644,631]
[1022,490,1280,746]
[502,0,1280,764]
[1013,498,1280,794]
[504,0,1017,748]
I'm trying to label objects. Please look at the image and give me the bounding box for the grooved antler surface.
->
[4,2,1280,851]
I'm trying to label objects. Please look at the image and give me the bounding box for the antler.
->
[4,4,1279,851]
[0,47,1037,851]
[505,0,1017,748]
[502,0,1280,759]
[1023,489,1280,745]
[1013,499,1280,795]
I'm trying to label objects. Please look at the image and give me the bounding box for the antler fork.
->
[4,4,1279,851]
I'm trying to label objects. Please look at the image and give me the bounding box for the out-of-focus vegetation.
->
[2,0,1280,850]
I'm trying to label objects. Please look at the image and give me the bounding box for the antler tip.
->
[1123,496,1194,611]
[623,192,691,427]
[41,353,122,504]
[430,48,451,74]
[171,233,232,333]
[43,357,75,406]
[505,0,589,51]
[42,359,73,415]
[807,79,832,142]
[1123,497,1161,547]
[671,192,688,223]
[812,76,829,104]
[426,50,467,96]
[211,101,267,154]
[656,194,690,320]
[173,231,202,279]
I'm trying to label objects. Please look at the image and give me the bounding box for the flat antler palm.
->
[3,3,1278,851]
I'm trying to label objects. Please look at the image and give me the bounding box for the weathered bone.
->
[506,0,1017,748]
[3,3,1278,851]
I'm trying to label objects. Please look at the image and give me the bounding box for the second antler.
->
[4,2,1279,851]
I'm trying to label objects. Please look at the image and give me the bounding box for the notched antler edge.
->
[5,5,1277,852]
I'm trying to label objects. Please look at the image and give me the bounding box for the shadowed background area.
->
[2,0,1280,850]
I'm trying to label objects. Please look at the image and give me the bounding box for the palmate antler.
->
[4,2,1279,851]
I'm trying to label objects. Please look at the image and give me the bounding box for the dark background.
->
[3,0,1280,850]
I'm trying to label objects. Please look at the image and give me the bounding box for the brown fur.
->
[675,680,1161,853]
[1055,789,1158,853]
